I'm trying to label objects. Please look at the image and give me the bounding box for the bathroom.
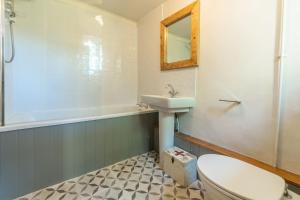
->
[0,0,300,199]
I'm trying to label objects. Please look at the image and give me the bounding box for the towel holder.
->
[219,99,242,104]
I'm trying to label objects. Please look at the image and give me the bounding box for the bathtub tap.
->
[137,103,149,109]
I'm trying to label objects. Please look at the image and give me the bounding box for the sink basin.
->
[141,95,196,113]
[141,94,196,166]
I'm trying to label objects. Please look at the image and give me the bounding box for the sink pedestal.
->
[159,112,175,165]
[141,95,196,165]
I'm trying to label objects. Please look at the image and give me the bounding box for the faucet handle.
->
[137,102,149,109]
[169,90,179,97]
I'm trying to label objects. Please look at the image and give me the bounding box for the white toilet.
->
[197,154,286,200]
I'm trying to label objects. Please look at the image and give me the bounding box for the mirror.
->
[161,1,199,70]
[167,15,192,63]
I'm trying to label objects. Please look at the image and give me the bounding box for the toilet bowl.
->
[197,154,286,200]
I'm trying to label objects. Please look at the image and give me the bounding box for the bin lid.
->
[165,147,196,164]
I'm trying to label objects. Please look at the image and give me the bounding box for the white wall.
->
[138,0,196,98]
[5,0,138,124]
[278,0,300,174]
[138,0,278,165]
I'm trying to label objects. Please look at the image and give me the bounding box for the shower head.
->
[5,9,16,17]
[5,0,16,19]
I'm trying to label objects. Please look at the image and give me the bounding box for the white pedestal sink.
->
[141,95,196,165]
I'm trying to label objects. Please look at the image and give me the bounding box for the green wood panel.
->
[73,122,88,176]
[104,118,115,166]
[95,121,105,169]
[127,115,138,157]
[85,121,96,173]
[110,118,122,164]
[0,132,18,199]
[53,126,64,183]
[61,124,76,180]
[17,130,35,195]
[0,112,158,200]
[118,117,131,161]
[34,127,59,189]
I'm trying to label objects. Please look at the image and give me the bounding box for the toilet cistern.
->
[141,92,196,165]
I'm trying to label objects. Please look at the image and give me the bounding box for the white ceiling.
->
[80,0,166,21]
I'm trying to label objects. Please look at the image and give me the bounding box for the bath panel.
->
[0,112,158,200]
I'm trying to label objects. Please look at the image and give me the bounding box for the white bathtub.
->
[1,105,157,133]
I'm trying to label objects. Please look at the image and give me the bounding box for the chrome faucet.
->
[166,84,179,98]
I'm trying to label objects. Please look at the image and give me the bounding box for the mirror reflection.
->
[167,15,192,63]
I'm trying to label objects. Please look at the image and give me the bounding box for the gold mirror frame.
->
[160,1,199,71]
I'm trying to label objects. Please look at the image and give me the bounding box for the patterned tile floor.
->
[17,152,203,200]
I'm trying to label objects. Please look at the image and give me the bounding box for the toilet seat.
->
[197,154,285,200]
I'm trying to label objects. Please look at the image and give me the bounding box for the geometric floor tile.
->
[16,152,204,200]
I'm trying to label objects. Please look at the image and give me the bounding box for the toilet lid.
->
[197,154,285,200]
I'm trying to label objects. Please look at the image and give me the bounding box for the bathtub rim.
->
[0,109,158,133]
